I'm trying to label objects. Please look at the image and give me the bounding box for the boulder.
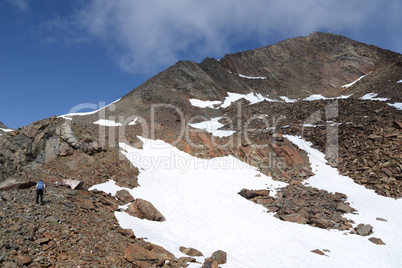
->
[238,188,270,199]
[60,178,83,189]
[355,224,373,236]
[280,213,309,224]
[124,243,175,267]
[211,250,227,265]
[310,218,329,229]
[179,246,204,257]
[116,189,135,203]
[0,177,35,191]
[368,237,385,245]
[311,249,325,256]
[202,250,227,268]
[393,120,402,129]
[336,203,352,213]
[14,254,32,265]
[127,199,165,222]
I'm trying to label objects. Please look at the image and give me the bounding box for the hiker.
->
[35,179,46,204]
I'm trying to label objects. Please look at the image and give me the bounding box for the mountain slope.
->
[0,32,402,268]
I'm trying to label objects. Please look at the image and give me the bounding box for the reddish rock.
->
[36,238,50,244]
[124,243,175,267]
[238,188,270,199]
[14,254,32,265]
[116,189,135,203]
[310,218,329,229]
[280,213,309,224]
[368,237,386,245]
[311,249,326,256]
[127,199,165,222]
[179,246,204,257]
[202,250,227,268]
[211,250,227,265]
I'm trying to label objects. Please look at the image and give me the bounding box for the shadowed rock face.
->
[0,121,8,129]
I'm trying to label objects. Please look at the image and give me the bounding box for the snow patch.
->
[93,119,122,127]
[360,93,389,101]
[189,99,222,109]
[342,74,369,88]
[280,96,298,103]
[59,98,121,119]
[89,179,129,196]
[303,94,329,101]
[397,80,402,83]
[189,117,236,138]
[128,118,138,126]
[0,128,14,132]
[303,94,352,101]
[387,103,402,110]
[238,74,267,80]
[221,92,277,108]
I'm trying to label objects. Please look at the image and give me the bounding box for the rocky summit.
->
[1,32,402,267]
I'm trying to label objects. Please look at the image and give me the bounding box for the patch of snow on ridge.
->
[303,94,329,101]
[89,137,402,268]
[303,94,352,101]
[221,92,277,108]
[59,98,121,119]
[387,103,402,110]
[189,117,236,138]
[238,74,267,79]
[397,80,402,83]
[189,99,222,109]
[360,93,389,101]
[342,73,369,88]
[93,119,122,127]
[0,128,14,132]
[280,96,297,103]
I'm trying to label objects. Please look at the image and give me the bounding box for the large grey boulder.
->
[0,177,35,191]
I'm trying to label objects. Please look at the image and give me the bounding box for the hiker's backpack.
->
[37,181,44,190]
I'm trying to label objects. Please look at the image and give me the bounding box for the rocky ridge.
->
[0,121,8,129]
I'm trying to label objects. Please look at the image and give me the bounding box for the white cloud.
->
[60,0,402,73]
[8,0,29,13]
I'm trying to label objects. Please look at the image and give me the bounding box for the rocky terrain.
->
[1,32,401,267]
[0,121,8,129]
[0,184,229,268]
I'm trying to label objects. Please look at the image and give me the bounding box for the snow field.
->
[90,136,402,268]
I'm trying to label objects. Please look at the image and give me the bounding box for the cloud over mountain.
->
[51,0,402,73]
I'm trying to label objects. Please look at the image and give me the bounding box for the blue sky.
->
[1,0,401,129]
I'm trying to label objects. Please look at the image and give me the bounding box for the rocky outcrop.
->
[240,181,356,231]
